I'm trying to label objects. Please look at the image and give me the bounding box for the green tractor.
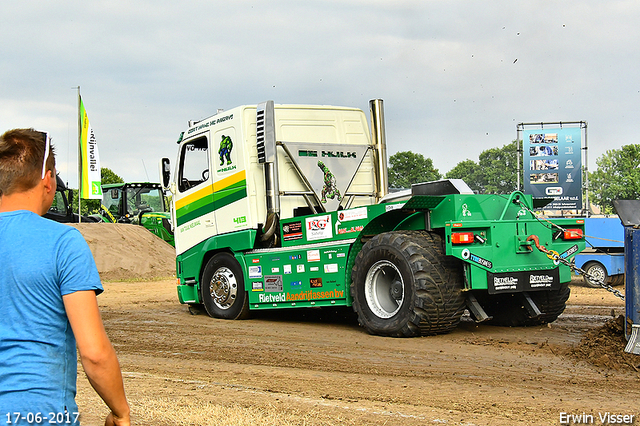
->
[95,182,174,246]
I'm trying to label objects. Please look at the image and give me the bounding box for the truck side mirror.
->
[160,158,171,189]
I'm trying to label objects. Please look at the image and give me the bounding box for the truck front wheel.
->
[201,252,250,320]
[351,231,465,337]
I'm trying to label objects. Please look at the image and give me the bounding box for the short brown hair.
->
[0,128,56,196]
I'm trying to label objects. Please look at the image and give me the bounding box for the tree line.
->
[388,142,640,214]
[70,144,639,215]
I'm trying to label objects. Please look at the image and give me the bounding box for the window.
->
[103,188,123,216]
[178,136,210,192]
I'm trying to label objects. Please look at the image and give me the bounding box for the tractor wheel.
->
[476,283,571,327]
[583,261,608,288]
[201,252,250,320]
[350,231,465,337]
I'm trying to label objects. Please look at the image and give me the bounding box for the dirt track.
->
[75,277,640,426]
[68,224,639,425]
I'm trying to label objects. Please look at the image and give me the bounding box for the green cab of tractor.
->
[96,182,175,246]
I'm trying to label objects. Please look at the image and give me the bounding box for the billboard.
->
[523,127,582,210]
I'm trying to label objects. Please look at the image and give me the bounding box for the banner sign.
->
[79,97,102,199]
[523,128,582,210]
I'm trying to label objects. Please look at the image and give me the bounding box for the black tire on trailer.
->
[350,231,465,337]
[201,252,250,320]
[583,261,608,288]
[475,283,571,327]
[610,274,625,286]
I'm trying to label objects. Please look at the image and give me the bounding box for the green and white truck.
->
[161,99,586,337]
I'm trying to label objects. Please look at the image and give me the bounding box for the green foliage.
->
[479,141,521,194]
[589,144,640,212]
[101,167,124,185]
[446,140,523,194]
[388,151,441,189]
[445,160,483,192]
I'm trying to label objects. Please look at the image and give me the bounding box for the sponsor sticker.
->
[310,277,323,288]
[264,275,283,292]
[324,263,339,273]
[307,249,321,262]
[337,207,368,222]
[461,248,493,269]
[560,244,580,259]
[385,203,405,212]
[249,265,262,279]
[283,221,303,241]
[487,269,560,294]
[529,274,555,288]
[306,215,333,241]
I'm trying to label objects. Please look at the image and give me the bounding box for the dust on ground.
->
[568,315,640,371]
[69,224,640,426]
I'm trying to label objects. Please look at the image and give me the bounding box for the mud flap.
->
[522,292,542,319]
[466,292,492,322]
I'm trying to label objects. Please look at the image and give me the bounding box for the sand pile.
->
[69,223,176,281]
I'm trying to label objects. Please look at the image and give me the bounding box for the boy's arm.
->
[63,290,131,426]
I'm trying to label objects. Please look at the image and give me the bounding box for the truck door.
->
[211,126,250,235]
[173,133,216,254]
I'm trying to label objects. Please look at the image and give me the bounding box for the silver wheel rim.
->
[364,260,404,319]
[587,265,606,285]
[209,267,238,310]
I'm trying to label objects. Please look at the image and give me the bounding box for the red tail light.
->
[563,228,583,240]
[451,232,475,244]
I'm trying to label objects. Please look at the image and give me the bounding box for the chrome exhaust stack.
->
[369,99,389,201]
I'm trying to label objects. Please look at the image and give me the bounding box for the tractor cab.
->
[97,182,175,246]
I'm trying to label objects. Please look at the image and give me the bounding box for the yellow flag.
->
[79,97,102,199]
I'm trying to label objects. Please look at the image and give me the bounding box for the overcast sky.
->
[1,1,638,187]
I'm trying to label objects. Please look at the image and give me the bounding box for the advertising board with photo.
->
[523,128,582,210]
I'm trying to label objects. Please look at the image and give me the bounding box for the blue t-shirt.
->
[0,210,103,420]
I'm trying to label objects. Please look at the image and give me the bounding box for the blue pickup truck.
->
[575,217,625,287]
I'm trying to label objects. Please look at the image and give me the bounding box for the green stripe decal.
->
[176,183,247,226]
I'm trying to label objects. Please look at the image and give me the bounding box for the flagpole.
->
[77,86,81,223]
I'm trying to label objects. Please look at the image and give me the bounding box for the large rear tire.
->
[350,231,465,337]
[201,252,250,320]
